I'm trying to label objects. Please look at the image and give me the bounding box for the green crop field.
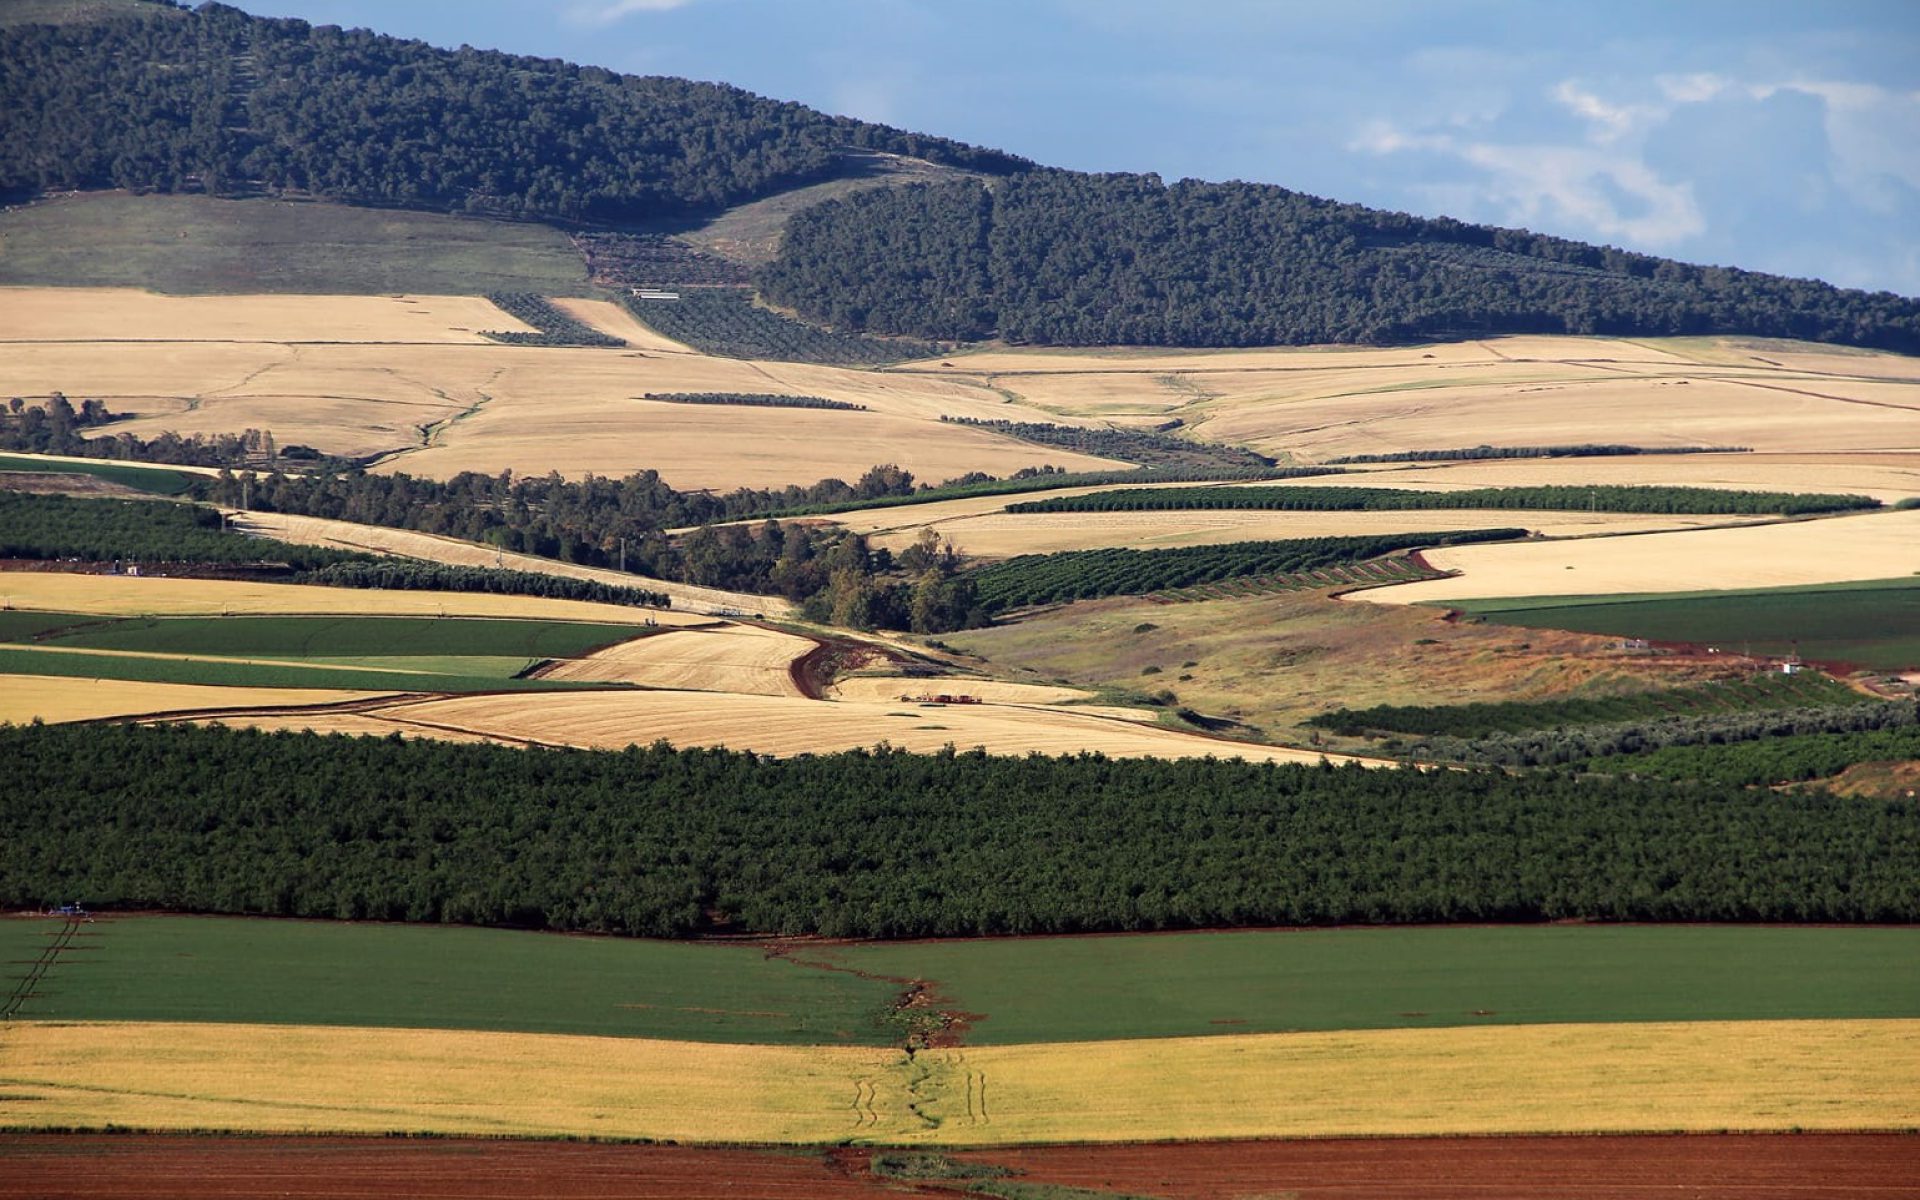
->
[822,925,1920,1044]
[1453,577,1920,670]
[0,453,195,496]
[4,917,1913,1046]
[0,193,595,296]
[0,917,896,1044]
[17,613,647,659]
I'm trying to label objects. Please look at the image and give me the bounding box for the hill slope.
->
[2,0,1915,354]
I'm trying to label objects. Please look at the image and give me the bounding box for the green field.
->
[0,453,194,495]
[4,917,1913,1046]
[15,613,646,659]
[0,917,896,1043]
[1454,577,1920,670]
[0,193,594,296]
[0,612,649,691]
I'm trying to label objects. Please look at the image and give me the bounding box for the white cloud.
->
[564,0,694,26]
[1552,80,1663,143]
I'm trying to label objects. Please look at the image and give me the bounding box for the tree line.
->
[1584,724,1920,787]
[1005,483,1880,517]
[0,2,1024,222]
[3,723,1914,936]
[761,173,1920,353]
[643,392,867,412]
[1327,444,1751,464]
[968,529,1524,610]
[2,394,276,469]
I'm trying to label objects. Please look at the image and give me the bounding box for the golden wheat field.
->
[230,510,775,617]
[825,675,1095,705]
[294,687,1363,763]
[1370,507,1920,604]
[540,623,811,696]
[543,296,691,351]
[0,286,535,344]
[3,1018,1909,1144]
[0,572,670,623]
[0,674,386,724]
[875,508,1758,559]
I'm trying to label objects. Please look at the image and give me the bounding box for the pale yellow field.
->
[878,508,1756,559]
[905,336,1920,460]
[1371,508,1920,604]
[826,675,1095,705]
[541,623,811,696]
[346,688,1362,763]
[0,674,384,724]
[188,712,504,743]
[231,510,775,618]
[543,296,691,351]
[3,1018,1910,1144]
[0,287,532,344]
[0,572,672,623]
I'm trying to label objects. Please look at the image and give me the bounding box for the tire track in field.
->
[2,917,84,1020]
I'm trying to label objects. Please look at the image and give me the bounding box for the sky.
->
[235,0,1920,296]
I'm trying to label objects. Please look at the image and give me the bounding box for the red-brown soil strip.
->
[953,1132,1920,1199]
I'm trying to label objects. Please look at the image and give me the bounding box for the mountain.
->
[3,0,1916,353]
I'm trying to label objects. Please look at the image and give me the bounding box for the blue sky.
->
[237,1,1920,296]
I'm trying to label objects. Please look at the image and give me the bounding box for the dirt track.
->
[3,1134,1915,1200]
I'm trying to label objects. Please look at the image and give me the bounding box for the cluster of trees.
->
[939,417,1277,471]
[761,174,1920,353]
[0,3,1024,222]
[1310,672,1858,738]
[1328,444,1750,464]
[968,529,1524,610]
[1,395,276,469]
[735,465,1301,521]
[1586,724,1920,787]
[0,491,354,568]
[4,723,1915,935]
[297,561,669,608]
[643,392,867,412]
[1006,483,1879,517]
[575,232,750,289]
[482,294,624,348]
[191,466,983,631]
[1402,700,1917,769]
[622,289,940,365]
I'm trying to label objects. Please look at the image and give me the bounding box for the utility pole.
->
[619,537,626,573]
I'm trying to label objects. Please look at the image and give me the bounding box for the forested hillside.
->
[761,174,1920,352]
[0,1,1023,221]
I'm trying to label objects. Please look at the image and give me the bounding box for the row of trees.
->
[1,3,1025,222]
[4,723,1914,935]
[1005,484,1880,516]
[643,392,867,411]
[940,417,1278,471]
[2,395,279,469]
[1328,444,1750,464]
[761,173,1920,352]
[969,529,1525,610]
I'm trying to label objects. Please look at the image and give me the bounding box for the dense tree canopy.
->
[0,2,1024,221]
[762,174,1920,352]
[4,724,1915,936]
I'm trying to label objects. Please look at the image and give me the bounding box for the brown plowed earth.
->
[0,1137,918,1200]
[954,1133,1920,1199]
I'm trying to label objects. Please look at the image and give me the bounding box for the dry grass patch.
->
[0,674,384,724]
[0,287,531,344]
[825,676,1094,705]
[1371,508,1920,605]
[231,511,774,618]
[360,688,1359,762]
[542,298,690,351]
[542,624,810,696]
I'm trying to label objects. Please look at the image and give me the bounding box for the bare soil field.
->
[3,1018,1909,1144]
[0,1138,906,1200]
[961,1133,1920,1200]
[880,508,1752,559]
[0,572,671,624]
[348,688,1358,762]
[1369,508,1920,605]
[231,511,776,618]
[0,287,533,344]
[541,623,812,696]
[0,674,384,724]
[8,1134,1912,1200]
